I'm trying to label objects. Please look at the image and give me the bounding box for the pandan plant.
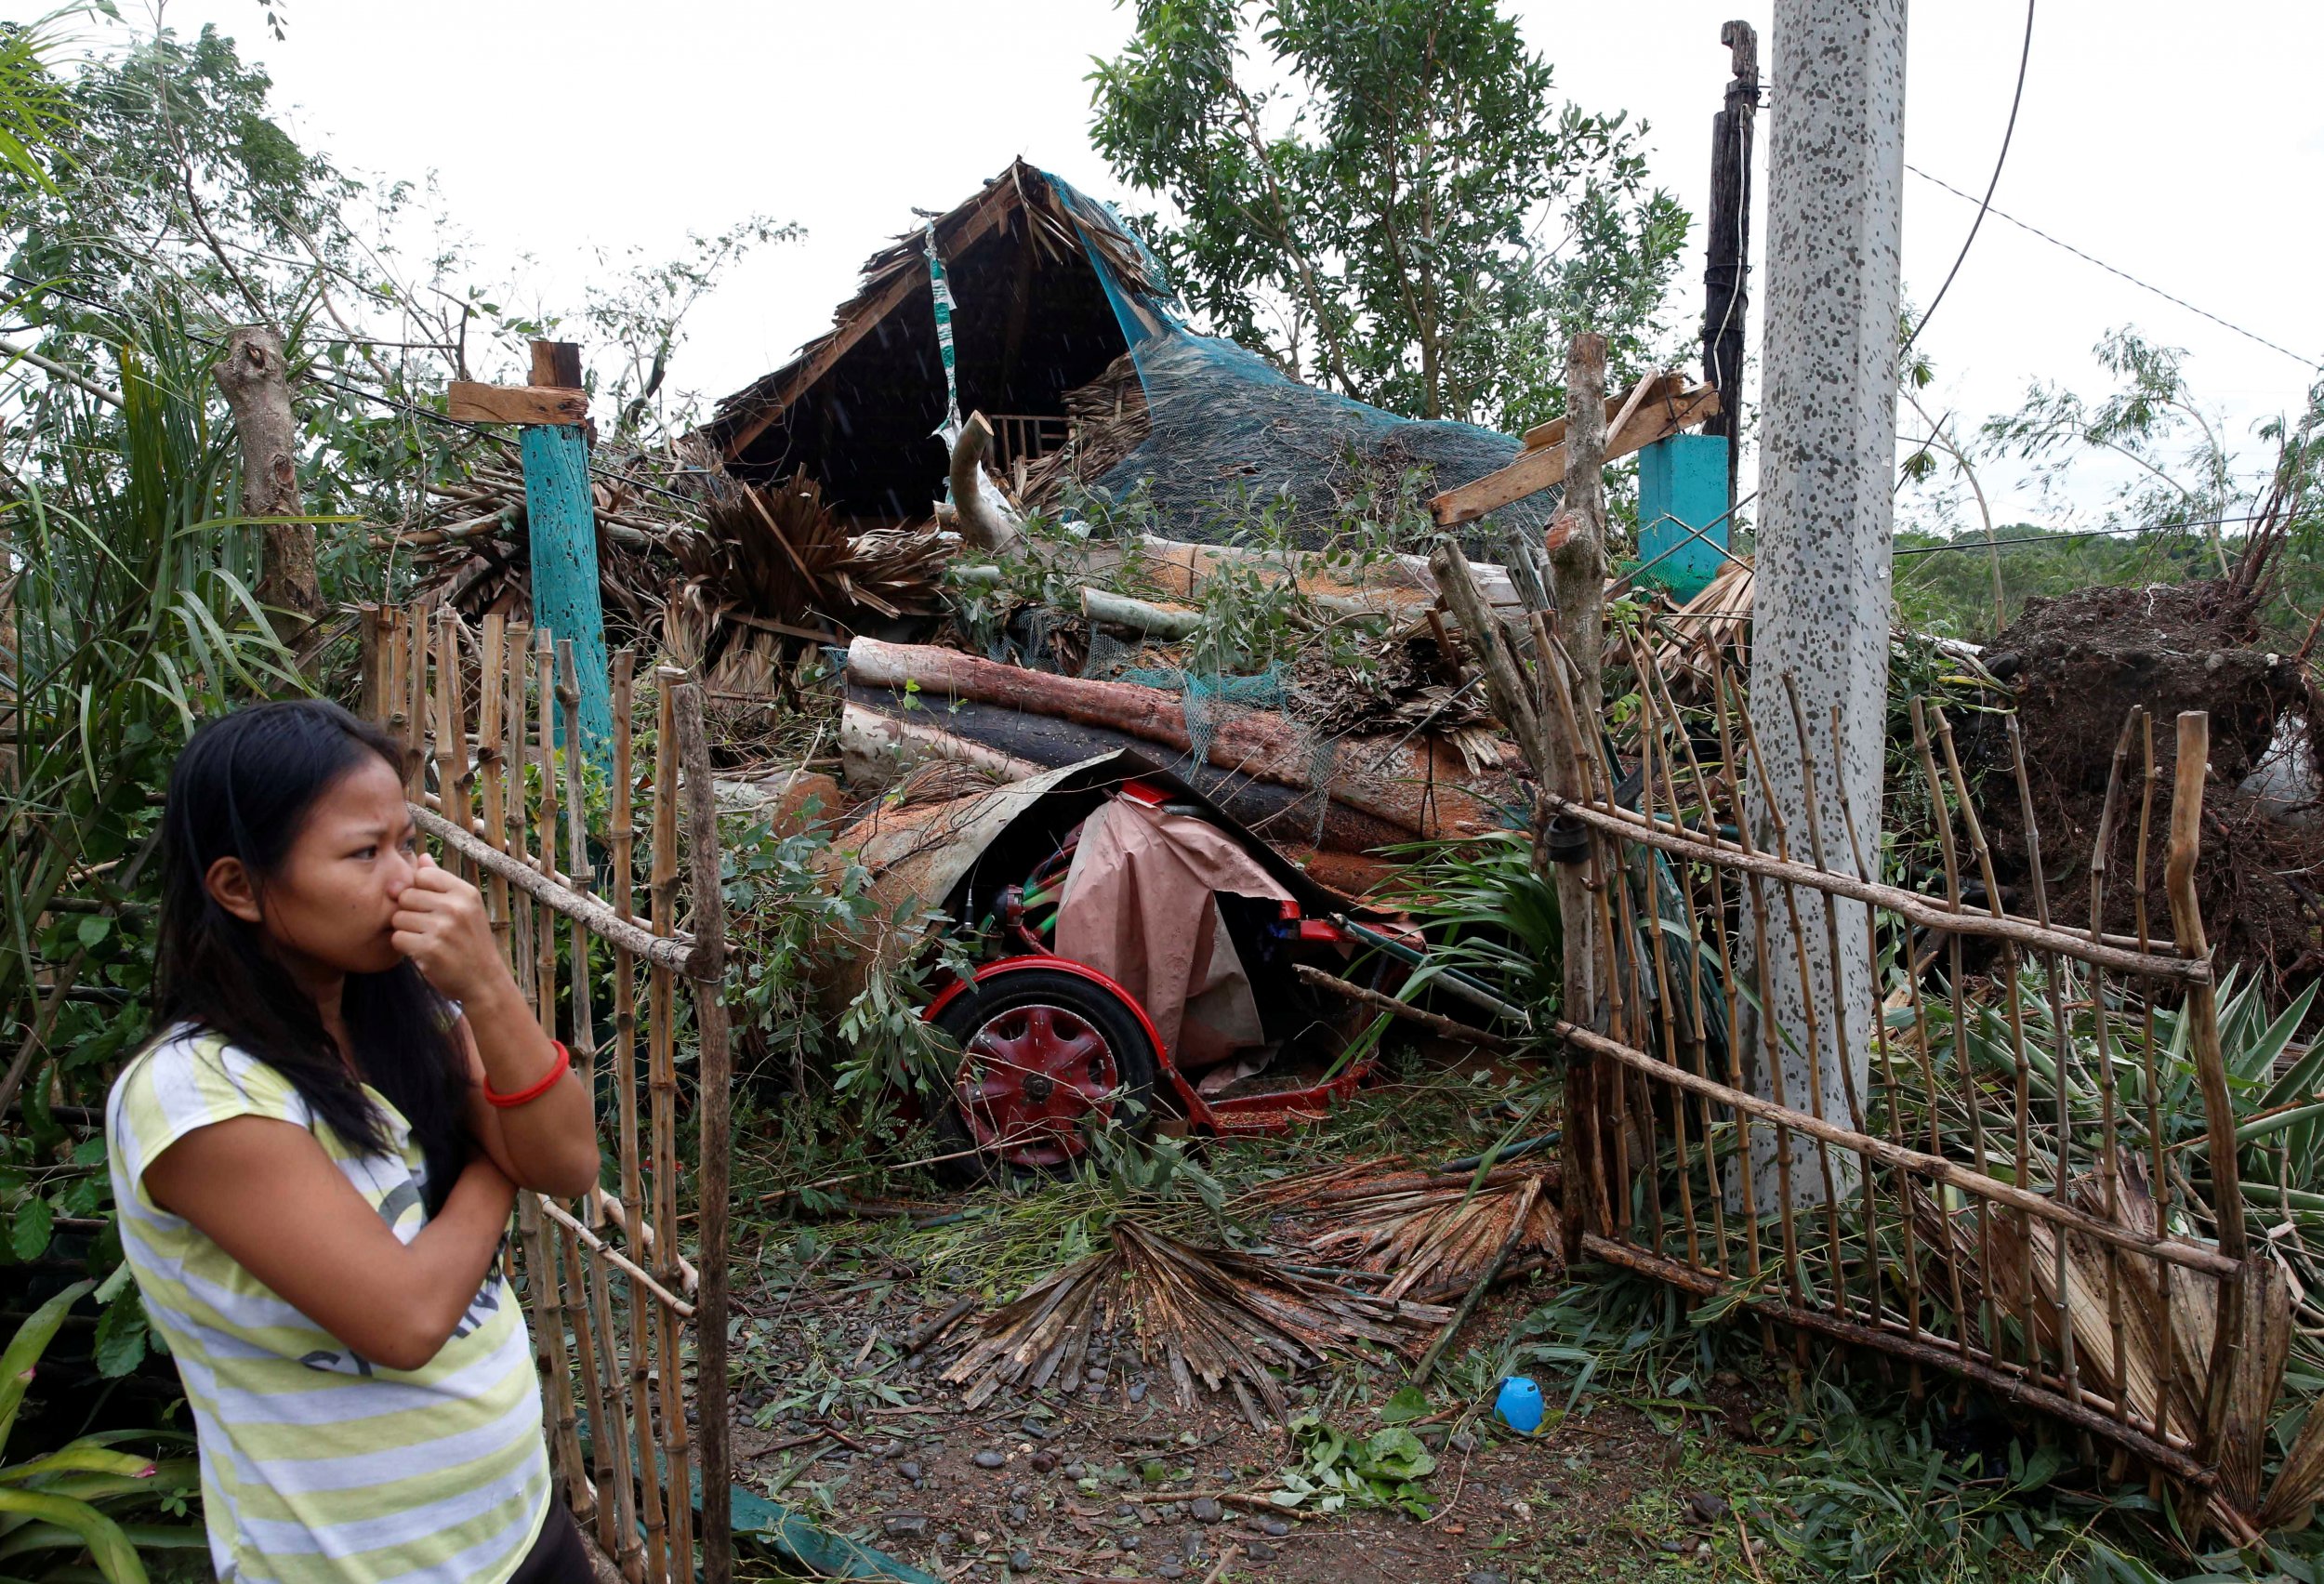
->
[0,1279,199,1583]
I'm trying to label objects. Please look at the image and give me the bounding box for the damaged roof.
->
[701,160,1552,543]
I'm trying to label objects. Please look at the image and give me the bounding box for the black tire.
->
[929,965,1161,1184]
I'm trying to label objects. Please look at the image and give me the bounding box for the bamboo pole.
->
[538,1197,697,1318]
[673,679,734,1584]
[357,605,384,720]
[1530,785,2204,981]
[611,652,667,1584]
[435,613,472,888]
[556,640,603,1230]
[535,628,561,1032]
[2168,712,2251,1478]
[2088,711,2139,1427]
[648,670,695,1577]
[506,625,536,1019]
[1553,1020,2238,1277]
[479,616,516,972]
[555,1225,626,1562]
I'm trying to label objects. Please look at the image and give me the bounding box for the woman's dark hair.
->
[154,699,470,1212]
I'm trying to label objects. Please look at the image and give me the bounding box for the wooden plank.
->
[1433,384,1721,526]
[1519,370,1689,451]
[531,339,584,389]
[448,381,588,426]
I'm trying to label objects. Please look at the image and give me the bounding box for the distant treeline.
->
[1883,525,2318,644]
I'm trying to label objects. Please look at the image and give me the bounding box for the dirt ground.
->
[725,1273,1776,1579]
[723,1222,1777,1584]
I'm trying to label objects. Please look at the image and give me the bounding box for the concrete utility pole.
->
[1701,20,1760,510]
[1739,0,1907,1205]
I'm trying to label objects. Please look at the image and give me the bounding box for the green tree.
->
[1089,0,1687,432]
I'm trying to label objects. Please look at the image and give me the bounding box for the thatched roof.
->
[700,161,1549,545]
[699,161,1169,525]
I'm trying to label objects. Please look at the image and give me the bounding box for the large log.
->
[845,640,1511,840]
[1120,535,1523,616]
[840,693,1416,856]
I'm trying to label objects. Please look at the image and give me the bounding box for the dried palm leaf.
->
[939,1218,1450,1426]
[1258,1160,1561,1301]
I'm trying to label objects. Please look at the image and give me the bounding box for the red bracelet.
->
[484,1040,573,1109]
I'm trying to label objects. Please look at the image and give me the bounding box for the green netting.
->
[1042,170,1558,548]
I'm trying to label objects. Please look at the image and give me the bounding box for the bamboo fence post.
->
[479,616,516,970]
[404,604,428,796]
[535,627,561,1023]
[434,613,471,888]
[673,679,734,1584]
[2087,712,2139,1432]
[555,1223,625,1564]
[1933,706,2039,1373]
[648,669,695,1575]
[2169,712,2251,1479]
[610,653,667,1582]
[557,640,602,1223]
[357,604,383,720]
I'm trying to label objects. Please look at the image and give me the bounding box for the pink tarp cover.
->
[1053,792,1293,1068]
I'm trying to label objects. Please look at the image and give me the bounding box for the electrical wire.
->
[1902,0,2034,355]
[1907,165,2321,370]
[1891,510,2271,557]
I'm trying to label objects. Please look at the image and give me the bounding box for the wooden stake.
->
[673,679,734,1584]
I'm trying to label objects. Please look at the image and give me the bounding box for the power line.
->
[1903,0,2035,355]
[1907,165,2320,370]
[1891,511,2272,556]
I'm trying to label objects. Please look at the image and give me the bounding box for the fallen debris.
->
[845,638,1519,843]
[1260,1161,1561,1303]
[939,1219,1453,1426]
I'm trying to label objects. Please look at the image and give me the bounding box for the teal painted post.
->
[1636,432,1732,601]
[521,420,614,756]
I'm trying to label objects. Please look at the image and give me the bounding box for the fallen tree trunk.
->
[841,694,1416,855]
[845,640,1511,839]
[1118,535,1523,618]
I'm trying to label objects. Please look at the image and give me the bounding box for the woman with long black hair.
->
[105,699,602,1583]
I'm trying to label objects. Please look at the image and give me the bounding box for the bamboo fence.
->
[360,603,735,1584]
[1537,622,2291,1538]
[1430,533,2302,1534]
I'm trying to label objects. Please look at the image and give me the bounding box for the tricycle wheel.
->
[930,966,1159,1183]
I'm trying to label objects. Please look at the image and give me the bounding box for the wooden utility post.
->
[1701,20,1759,510]
[447,341,614,757]
[1739,0,1907,1204]
[214,326,323,635]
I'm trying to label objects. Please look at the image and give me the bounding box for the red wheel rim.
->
[953,1001,1121,1168]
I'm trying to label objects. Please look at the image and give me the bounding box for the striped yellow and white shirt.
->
[106,1027,550,1584]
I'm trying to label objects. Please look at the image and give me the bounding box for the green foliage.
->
[0,1281,202,1584]
[1089,0,1686,431]
[1270,1413,1437,1517]
[1896,325,2324,643]
[1480,1273,2309,1582]
[1381,829,1562,1030]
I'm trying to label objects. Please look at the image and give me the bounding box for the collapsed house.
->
[695,160,1555,545]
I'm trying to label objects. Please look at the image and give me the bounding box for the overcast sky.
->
[29,1,2324,531]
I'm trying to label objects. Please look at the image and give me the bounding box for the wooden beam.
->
[448,381,588,427]
[717,179,1024,460]
[1520,370,1690,452]
[1433,382,1721,526]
